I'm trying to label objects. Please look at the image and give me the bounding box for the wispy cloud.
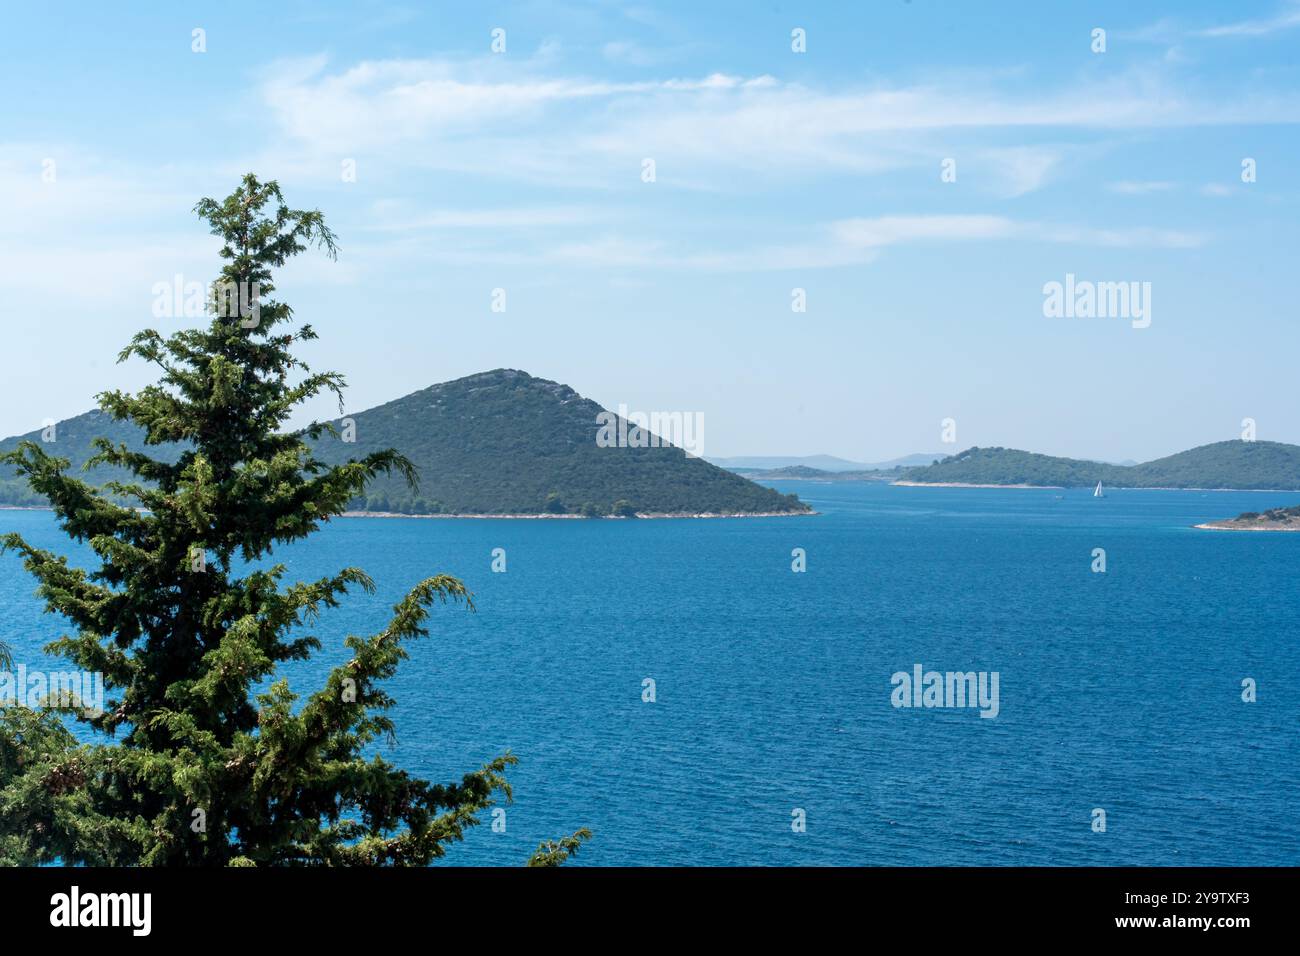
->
[1195,2,1300,37]
[976,146,1064,198]
[255,55,1300,192]
[1123,2,1300,44]
[359,214,1210,273]
[0,49,1235,301]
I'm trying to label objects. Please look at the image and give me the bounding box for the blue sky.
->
[1,1,1298,462]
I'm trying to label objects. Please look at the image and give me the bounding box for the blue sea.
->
[3,481,1298,866]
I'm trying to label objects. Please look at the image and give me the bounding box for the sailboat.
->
[1094,481,1104,498]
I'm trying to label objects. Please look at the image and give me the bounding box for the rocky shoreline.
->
[1194,522,1300,531]
[1194,519,1300,532]
[1194,504,1300,531]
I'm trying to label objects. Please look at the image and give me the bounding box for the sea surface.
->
[3,481,1298,866]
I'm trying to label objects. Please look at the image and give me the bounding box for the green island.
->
[894,442,1300,490]
[0,369,810,518]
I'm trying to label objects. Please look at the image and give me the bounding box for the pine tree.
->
[0,174,587,866]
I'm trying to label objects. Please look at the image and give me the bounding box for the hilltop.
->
[311,370,809,515]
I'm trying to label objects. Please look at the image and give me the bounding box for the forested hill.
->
[0,371,810,516]
[899,441,1300,490]
[310,369,809,515]
[0,409,186,507]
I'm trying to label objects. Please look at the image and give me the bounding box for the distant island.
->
[0,370,810,518]
[709,453,941,473]
[892,442,1300,491]
[739,464,902,481]
[1196,505,1300,532]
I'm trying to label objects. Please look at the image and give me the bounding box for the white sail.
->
[1094,481,1104,498]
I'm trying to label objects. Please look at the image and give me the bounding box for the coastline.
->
[1,503,814,519]
[0,503,814,519]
